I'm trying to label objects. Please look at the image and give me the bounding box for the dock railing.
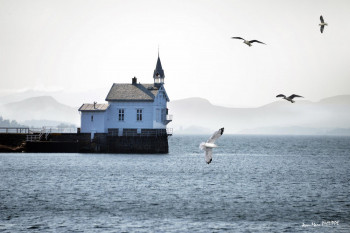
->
[26,127,78,141]
[29,127,77,134]
[0,127,29,134]
[119,128,173,137]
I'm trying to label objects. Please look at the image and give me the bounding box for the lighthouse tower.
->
[153,53,165,87]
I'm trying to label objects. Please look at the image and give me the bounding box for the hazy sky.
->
[1,0,350,107]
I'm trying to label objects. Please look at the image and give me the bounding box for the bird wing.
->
[320,15,324,23]
[288,94,303,99]
[231,37,244,40]
[320,25,324,33]
[205,148,213,164]
[207,128,224,144]
[249,40,266,44]
[276,94,286,98]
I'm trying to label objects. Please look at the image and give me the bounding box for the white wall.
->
[80,87,170,133]
[152,89,168,129]
[80,111,106,133]
[105,101,154,130]
[105,90,169,131]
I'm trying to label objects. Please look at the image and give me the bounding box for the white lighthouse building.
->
[78,54,172,138]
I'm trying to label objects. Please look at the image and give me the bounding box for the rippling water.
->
[1,135,349,232]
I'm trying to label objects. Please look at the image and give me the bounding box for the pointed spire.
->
[153,50,165,79]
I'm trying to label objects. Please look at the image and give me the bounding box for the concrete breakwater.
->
[0,133,169,153]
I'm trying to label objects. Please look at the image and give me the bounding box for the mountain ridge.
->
[168,95,350,134]
[0,96,80,125]
[1,94,349,134]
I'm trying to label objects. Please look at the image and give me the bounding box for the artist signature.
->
[302,220,339,227]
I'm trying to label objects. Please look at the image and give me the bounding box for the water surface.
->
[1,135,349,232]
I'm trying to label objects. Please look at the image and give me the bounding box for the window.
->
[137,109,142,121]
[91,115,94,122]
[119,109,124,121]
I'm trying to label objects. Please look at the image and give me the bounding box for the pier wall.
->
[0,133,26,147]
[94,134,169,153]
[1,132,169,153]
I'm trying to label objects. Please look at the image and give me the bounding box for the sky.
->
[0,0,350,107]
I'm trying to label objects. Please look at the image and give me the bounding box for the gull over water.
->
[199,128,224,164]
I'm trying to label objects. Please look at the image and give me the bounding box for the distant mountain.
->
[168,95,350,135]
[0,88,109,107]
[0,96,79,125]
[1,94,350,135]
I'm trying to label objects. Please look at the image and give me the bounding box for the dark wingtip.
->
[220,127,224,135]
[207,159,212,164]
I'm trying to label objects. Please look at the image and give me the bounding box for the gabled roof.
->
[105,83,161,102]
[79,103,109,112]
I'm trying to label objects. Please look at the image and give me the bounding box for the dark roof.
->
[105,83,160,102]
[153,56,165,78]
[79,103,109,112]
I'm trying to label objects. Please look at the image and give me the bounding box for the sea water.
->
[0,135,349,232]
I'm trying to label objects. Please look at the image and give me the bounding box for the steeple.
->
[153,51,165,86]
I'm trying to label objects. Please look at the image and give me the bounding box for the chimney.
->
[93,101,97,109]
[132,77,137,85]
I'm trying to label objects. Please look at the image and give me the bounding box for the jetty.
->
[0,52,173,154]
[0,127,172,153]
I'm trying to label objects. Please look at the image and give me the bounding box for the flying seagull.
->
[276,94,303,103]
[231,37,266,47]
[199,128,224,164]
[319,15,328,33]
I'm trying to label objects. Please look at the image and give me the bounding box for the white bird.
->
[319,15,328,33]
[199,128,224,164]
[231,37,266,47]
[276,94,304,103]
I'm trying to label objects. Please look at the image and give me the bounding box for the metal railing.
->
[166,115,173,121]
[27,128,45,142]
[26,134,41,142]
[166,128,173,136]
[0,127,29,134]
[29,127,77,134]
[114,128,173,137]
[25,127,78,142]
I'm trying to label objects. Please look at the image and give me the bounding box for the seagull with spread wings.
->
[231,37,266,47]
[276,94,304,103]
[319,15,328,33]
[199,128,224,164]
